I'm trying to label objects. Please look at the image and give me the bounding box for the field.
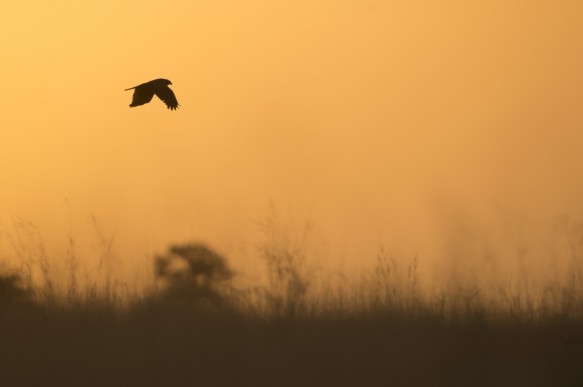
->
[2,226,583,387]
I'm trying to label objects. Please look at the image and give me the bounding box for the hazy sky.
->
[1,1,582,285]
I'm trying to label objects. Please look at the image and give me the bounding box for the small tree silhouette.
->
[154,243,234,307]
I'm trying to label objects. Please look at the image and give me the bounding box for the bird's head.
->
[163,79,172,86]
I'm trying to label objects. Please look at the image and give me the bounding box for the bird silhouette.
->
[125,78,179,110]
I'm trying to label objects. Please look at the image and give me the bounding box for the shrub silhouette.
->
[154,242,234,307]
[0,271,32,308]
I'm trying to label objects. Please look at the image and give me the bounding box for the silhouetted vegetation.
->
[150,242,235,311]
[0,270,33,309]
[1,225,583,386]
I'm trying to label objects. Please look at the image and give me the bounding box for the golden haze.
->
[1,0,582,291]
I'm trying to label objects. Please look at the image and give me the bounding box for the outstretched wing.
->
[153,84,179,110]
[128,85,155,107]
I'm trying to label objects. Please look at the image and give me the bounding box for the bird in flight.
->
[125,78,179,110]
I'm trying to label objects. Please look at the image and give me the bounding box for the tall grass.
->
[1,214,583,386]
[2,211,583,319]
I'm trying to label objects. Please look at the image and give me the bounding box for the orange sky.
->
[1,1,582,287]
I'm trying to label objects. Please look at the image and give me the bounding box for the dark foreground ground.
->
[1,296,582,387]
